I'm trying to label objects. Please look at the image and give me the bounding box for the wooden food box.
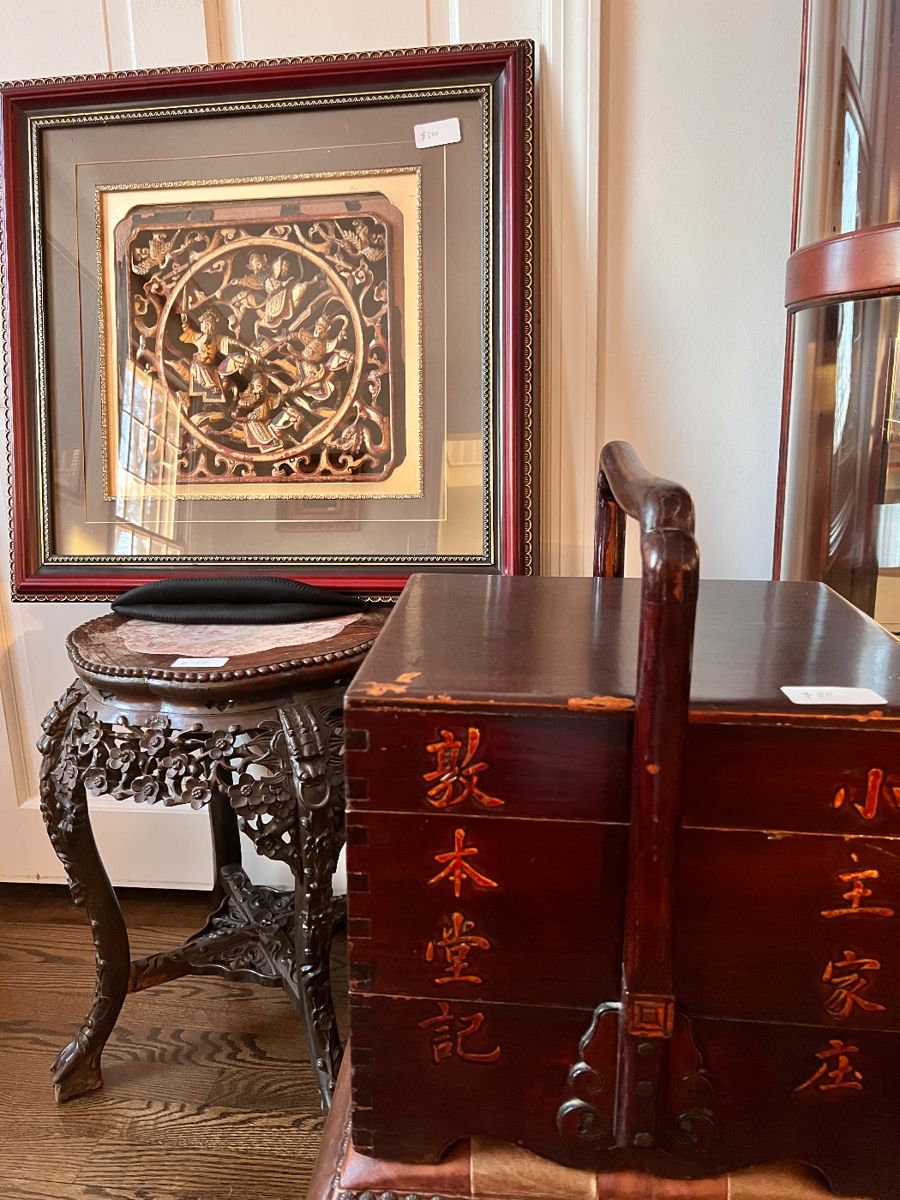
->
[344,570,900,1198]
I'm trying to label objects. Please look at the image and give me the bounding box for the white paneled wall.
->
[600,1,801,581]
[0,0,801,885]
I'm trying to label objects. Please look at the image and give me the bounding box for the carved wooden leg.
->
[38,685,131,1102]
[208,788,242,910]
[279,703,343,1112]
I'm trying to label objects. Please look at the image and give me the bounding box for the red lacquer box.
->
[343,571,900,1199]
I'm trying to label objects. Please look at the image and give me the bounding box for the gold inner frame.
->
[96,168,424,502]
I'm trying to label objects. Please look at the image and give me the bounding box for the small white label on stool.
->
[171,656,228,668]
[781,685,887,705]
[414,117,461,149]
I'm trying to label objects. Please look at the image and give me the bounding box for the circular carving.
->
[152,235,366,473]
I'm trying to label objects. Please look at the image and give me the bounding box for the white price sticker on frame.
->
[781,685,887,706]
[171,656,229,668]
[414,117,462,149]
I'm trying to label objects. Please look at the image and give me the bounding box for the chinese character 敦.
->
[795,1039,863,1093]
[428,827,499,898]
[423,728,504,810]
[822,949,886,1019]
[426,911,492,984]
[418,1000,501,1064]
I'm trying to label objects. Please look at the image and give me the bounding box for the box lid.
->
[347,574,900,726]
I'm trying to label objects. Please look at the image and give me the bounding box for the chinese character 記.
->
[418,1000,501,1064]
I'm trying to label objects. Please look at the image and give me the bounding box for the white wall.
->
[0,0,803,885]
[601,1,801,579]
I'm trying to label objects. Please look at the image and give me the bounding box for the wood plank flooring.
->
[0,882,347,1200]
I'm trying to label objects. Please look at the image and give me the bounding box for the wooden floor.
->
[0,882,347,1200]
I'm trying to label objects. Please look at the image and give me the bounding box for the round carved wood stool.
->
[37,609,383,1110]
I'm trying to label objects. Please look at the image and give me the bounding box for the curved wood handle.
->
[594,443,701,1148]
[594,441,696,580]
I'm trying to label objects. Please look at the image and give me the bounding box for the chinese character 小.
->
[833,768,900,821]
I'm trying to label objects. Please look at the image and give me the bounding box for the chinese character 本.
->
[795,1039,863,1093]
[822,949,886,1019]
[426,911,492,984]
[821,853,895,919]
[428,827,499,898]
[833,768,900,821]
[423,728,504,810]
[418,1000,501,1064]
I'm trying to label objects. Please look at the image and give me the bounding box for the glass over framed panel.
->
[1,45,535,597]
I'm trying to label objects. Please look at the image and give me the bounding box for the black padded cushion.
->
[111,576,364,624]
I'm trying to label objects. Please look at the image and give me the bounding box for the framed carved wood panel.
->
[0,42,535,598]
[102,177,418,496]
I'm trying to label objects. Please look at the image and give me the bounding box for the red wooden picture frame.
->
[0,42,535,599]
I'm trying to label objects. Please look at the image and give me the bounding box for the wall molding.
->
[537,0,602,576]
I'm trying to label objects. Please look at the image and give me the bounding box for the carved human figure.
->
[179,309,232,401]
[333,217,387,283]
[131,230,181,276]
[294,314,354,403]
[253,255,321,340]
[230,372,287,452]
[227,250,272,315]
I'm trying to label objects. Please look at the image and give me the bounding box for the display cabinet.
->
[777,0,900,631]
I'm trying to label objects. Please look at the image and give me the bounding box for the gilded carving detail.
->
[106,189,410,493]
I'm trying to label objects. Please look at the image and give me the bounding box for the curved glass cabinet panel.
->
[782,297,900,623]
[778,0,900,631]
[797,1,900,244]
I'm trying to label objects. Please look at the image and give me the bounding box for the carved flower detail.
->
[80,724,104,751]
[131,775,161,804]
[83,768,108,797]
[207,732,235,762]
[52,757,79,789]
[161,752,190,779]
[227,773,258,809]
[180,774,213,810]
[107,747,136,772]
[140,728,168,756]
